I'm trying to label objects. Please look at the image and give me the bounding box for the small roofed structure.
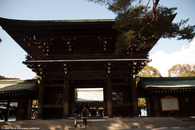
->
[137,77,195,117]
[0,80,38,121]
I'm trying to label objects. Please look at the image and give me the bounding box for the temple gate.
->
[0,17,171,119]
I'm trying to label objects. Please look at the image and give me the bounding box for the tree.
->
[136,65,161,108]
[87,0,195,54]
[137,65,161,77]
[136,65,161,89]
[168,64,195,77]
[138,98,146,108]
[32,100,38,107]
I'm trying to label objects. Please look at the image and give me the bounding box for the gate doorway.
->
[70,79,106,118]
[76,88,104,118]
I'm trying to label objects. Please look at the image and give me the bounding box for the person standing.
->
[72,102,78,127]
[79,104,83,116]
[33,111,38,119]
[81,106,89,128]
[138,107,141,117]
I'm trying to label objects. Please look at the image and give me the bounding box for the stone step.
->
[1,117,195,130]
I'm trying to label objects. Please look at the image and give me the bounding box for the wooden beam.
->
[42,105,63,108]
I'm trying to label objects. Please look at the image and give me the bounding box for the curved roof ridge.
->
[0,17,115,23]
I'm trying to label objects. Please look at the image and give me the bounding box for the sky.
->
[0,0,195,79]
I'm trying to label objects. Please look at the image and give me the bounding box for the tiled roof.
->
[0,80,38,93]
[138,77,195,91]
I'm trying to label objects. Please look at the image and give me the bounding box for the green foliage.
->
[136,65,161,85]
[178,71,195,77]
[168,64,195,77]
[163,18,195,41]
[87,0,195,54]
[137,65,162,77]
[112,5,179,54]
[114,33,128,54]
[108,0,133,14]
[32,100,38,107]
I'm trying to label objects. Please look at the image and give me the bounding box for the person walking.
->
[71,102,78,127]
[81,106,89,128]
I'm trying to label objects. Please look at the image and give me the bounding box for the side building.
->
[0,80,38,121]
[138,77,195,117]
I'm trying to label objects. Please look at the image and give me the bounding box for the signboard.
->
[160,95,180,111]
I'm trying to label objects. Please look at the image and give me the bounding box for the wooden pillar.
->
[5,100,10,121]
[146,97,151,117]
[63,79,69,119]
[107,77,113,118]
[22,98,29,120]
[69,86,74,117]
[38,80,44,119]
[103,86,108,116]
[26,99,32,119]
[16,99,22,121]
[154,94,161,117]
[131,77,139,117]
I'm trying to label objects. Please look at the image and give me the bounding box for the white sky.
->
[149,38,195,76]
[0,0,195,79]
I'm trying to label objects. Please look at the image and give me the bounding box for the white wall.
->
[77,89,103,101]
